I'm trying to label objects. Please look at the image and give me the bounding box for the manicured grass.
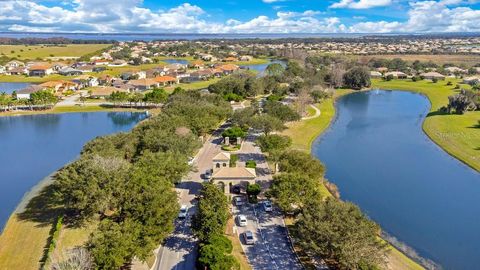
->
[226,218,251,270]
[0,44,110,60]
[372,78,480,171]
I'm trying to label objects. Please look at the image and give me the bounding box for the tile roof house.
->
[210,152,256,193]
[127,78,159,91]
[154,76,178,85]
[28,64,54,77]
[89,86,128,98]
[16,85,44,99]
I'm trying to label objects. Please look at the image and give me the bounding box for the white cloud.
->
[0,0,480,34]
[330,0,393,9]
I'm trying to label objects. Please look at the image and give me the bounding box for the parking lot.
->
[232,198,303,270]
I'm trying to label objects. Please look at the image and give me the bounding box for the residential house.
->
[127,78,159,91]
[384,71,408,79]
[92,66,107,73]
[154,76,177,86]
[90,86,128,99]
[376,67,389,73]
[166,63,186,72]
[189,60,205,69]
[370,71,382,78]
[28,64,53,77]
[39,80,78,96]
[16,85,44,99]
[93,59,110,66]
[445,66,467,75]
[58,67,83,76]
[239,55,253,62]
[462,76,480,85]
[218,64,240,75]
[5,60,25,70]
[73,75,99,88]
[420,72,446,80]
[7,67,27,75]
[222,56,238,62]
[121,70,146,80]
[0,65,6,74]
[77,65,95,73]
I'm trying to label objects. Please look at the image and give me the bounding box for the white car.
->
[263,200,273,212]
[243,231,255,245]
[237,215,247,227]
[234,196,244,206]
[178,205,188,219]
[204,170,212,180]
[188,157,195,166]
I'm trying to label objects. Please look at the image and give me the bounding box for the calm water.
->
[0,112,145,230]
[163,59,189,65]
[312,90,480,270]
[240,59,287,77]
[0,82,32,94]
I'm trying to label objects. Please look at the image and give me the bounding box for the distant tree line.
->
[0,37,115,45]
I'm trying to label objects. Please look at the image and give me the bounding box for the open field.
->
[357,54,480,66]
[372,78,480,171]
[0,74,67,83]
[0,44,110,60]
[166,77,221,92]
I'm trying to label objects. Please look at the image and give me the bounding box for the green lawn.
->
[0,44,110,60]
[372,78,480,172]
[0,74,68,83]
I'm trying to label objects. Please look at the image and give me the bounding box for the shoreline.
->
[283,89,426,270]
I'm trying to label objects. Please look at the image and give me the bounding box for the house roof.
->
[29,64,51,70]
[90,86,127,96]
[17,85,44,94]
[218,64,239,71]
[420,72,445,78]
[128,78,158,87]
[39,81,64,88]
[213,152,231,161]
[154,76,176,83]
[212,167,256,179]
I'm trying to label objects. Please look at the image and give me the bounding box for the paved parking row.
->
[233,200,303,270]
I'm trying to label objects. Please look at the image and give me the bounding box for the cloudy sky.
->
[0,0,480,33]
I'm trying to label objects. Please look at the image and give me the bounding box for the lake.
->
[312,90,480,270]
[0,112,145,230]
[0,82,32,95]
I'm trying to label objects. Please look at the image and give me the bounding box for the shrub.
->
[229,154,238,167]
[246,160,256,168]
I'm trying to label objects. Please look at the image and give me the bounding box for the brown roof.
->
[90,87,127,97]
[39,81,64,88]
[29,64,51,70]
[212,167,256,179]
[154,76,176,83]
[218,64,239,71]
[128,78,158,87]
[213,152,231,161]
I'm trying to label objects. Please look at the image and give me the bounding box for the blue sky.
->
[1,0,480,33]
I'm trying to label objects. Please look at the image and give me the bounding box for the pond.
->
[162,59,190,65]
[312,90,480,270]
[0,112,145,231]
[0,82,32,95]
[240,59,287,77]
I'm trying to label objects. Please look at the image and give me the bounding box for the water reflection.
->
[0,112,142,230]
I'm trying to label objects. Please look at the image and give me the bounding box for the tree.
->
[343,66,371,90]
[265,63,285,77]
[144,88,168,104]
[310,89,331,103]
[197,243,240,270]
[263,100,301,122]
[231,107,256,129]
[192,183,230,242]
[30,90,57,106]
[246,183,261,202]
[256,134,291,154]
[222,126,247,140]
[108,91,129,106]
[270,173,322,213]
[447,90,478,114]
[279,150,325,179]
[51,248,94,270]
[250,114,285,135]
[294,198,387,269]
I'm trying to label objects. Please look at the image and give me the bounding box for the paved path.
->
[302,104,321,120]
[153,123,228,270]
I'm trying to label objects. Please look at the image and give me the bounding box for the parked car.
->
[243,231,255,245]
[204,170,212,180]
[188,157,195,166]
[263,200,273,212]
[237,215,247,227]
[234,196,244,206]
[178,205,188,219]
[232,185,241,194]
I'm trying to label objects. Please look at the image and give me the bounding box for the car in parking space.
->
[243,231,255,245]
[231,185,241,194]
[263,200,273,212]
[233,196,244,206]
[178,205,188,219]
[237,215,247,227]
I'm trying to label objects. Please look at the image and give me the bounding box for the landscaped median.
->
[281,89,425,270]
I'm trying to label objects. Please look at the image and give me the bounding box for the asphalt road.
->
[153,123,228,270]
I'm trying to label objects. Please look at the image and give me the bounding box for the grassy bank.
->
[281,89,424,270]
[372,78,480,172]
